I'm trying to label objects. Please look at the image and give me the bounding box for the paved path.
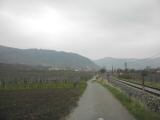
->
[66,80,136,120]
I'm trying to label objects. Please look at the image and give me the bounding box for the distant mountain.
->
[0,45,98,71]
[94,57,160,70]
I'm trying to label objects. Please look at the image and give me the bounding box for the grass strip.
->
[99,81,160,120]
[0,82,86,91]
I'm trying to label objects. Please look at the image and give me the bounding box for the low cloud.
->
[0,0,160,59]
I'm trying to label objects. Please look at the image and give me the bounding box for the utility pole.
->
[141,70,147,91]
[124,62,128,72]
[112,65,114,74]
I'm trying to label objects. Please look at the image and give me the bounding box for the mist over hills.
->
[0,45,98,71]
[1,45,159,71]
[94,57,160,70]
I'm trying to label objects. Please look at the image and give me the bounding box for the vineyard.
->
[0,63,93,120]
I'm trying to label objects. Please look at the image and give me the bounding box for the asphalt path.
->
[66,80,136,120]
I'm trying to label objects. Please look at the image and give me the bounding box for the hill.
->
[0,45,98,71]
[94,57,160,70]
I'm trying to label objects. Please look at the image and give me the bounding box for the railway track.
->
[112,78,160,96]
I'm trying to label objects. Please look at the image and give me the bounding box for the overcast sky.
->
[0,0,160,59]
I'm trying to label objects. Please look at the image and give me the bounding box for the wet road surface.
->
[66,80,136,120]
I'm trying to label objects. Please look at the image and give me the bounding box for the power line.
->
[129,52,160,63]
[126,52,160,69]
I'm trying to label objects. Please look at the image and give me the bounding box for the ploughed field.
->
[0,85,86,120]
[0,63,92,120]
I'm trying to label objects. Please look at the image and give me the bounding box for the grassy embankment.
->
[99,81,160,120]
[0,82,87,120]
